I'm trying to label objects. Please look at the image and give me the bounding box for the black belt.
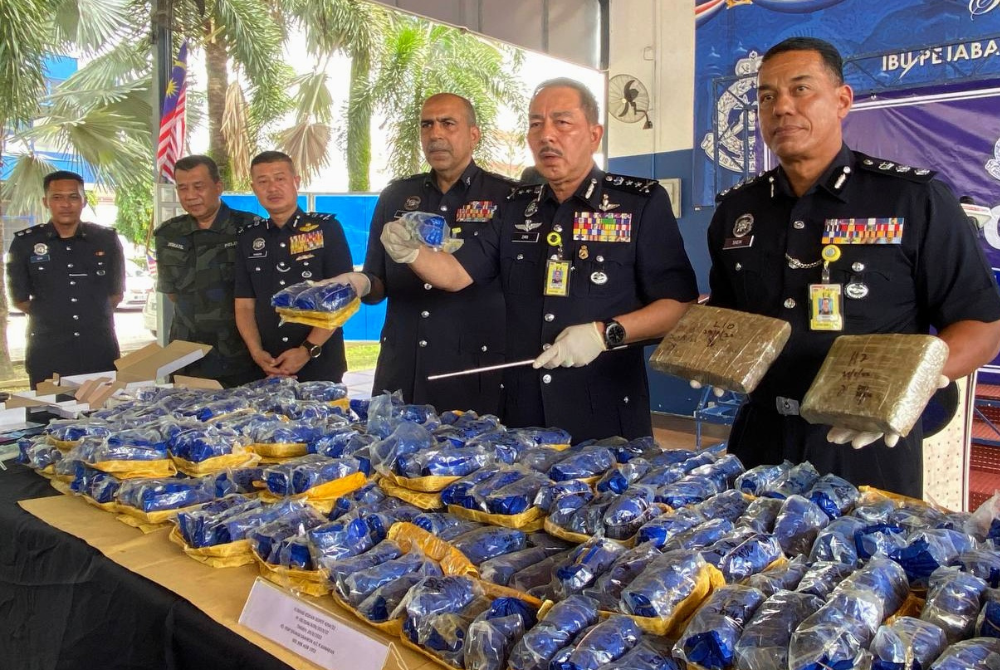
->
[774,396,800,416]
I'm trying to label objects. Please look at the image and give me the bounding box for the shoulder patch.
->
[602,173,658,196]
[14,227,34,238]
[855,153,936,182]
[507,184,542,201]
[306,212,334,221]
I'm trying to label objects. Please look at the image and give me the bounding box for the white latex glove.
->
[328,272,371,298]
[380,219,421,264]
[690,380,726,398]
[827,374,950,449]
[532,322,606,369]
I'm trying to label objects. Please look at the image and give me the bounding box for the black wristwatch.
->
[302,340,322,359]
[603,319,627,348]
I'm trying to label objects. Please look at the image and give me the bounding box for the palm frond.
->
[1,154,60,219]
[0,0,52,127]
[222,82,252,187]
[51,0,134,54]
[274,121,331,186]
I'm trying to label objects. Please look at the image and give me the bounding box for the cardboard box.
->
[114,340,212,384]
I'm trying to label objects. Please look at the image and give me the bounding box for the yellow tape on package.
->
[387,522,477,577]
[89,458,177,480]
[447,504,546,532]
[620,563,725,637]
[260,471,369,514]
[330,591,404,637]
[171,447,261,478]
[250,442,309,460]
[384,471,461,494]
[275,297,360,330]
[253,552,329,598]
[378,477,444,510]
[168,526,255,568]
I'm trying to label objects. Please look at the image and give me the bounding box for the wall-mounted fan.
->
[608,74,653,129]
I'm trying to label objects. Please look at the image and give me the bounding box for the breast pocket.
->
[501,252,541,296]
[833,247,909,326]
[575,243,635,297]
[160,246,193,291]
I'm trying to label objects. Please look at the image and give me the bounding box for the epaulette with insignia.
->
[602,173,657,196]
[855,152,935,182]
[14,227,32,238]
[237,219,262,235]
[308,212,334,221]
[507,184,542,201]
[715,170,772,202]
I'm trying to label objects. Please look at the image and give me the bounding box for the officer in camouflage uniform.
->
[154,155,259,386]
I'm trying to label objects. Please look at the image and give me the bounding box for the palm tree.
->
[359,17,526,180]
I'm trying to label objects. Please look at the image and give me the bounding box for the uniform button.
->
[419,340,428,347]
[624,396,630,404]
[474,231,479,236]
[65,246,71,251]
[793,220,805,229]
[852,262,865,272]
[550,254,559,260]
[421,311,430,318]
[279,243,286,248]
[596,255,604,263]
[38,266,45,271]
[735,263,742,271]
[481,345,488,352]
[784,298,796,309]
[72,315,79,320]
[544,313,555,322]
[542,343,551,350]
[67,263,74,268]
[279,280,286,286]
[255,267,261,271]
[69,281,76,285]
[71,298,77,302]
[553,224,563,233]
[73,332,80,337]
[542,374,552,384]
[516,254,524,260]
[424,283,432,290]
[440,206,447,212]
[303,262,309,266]
[282,337,289,343]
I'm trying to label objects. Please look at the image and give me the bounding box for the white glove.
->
[532,322,606,369]
[690,380,726,398]
[827,374,950,449]
[380,219,422,264]
[328,272,371,298]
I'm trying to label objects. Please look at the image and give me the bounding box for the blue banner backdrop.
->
[693,0,1000,207]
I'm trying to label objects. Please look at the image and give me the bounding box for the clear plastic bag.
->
[596,459,653,494]
[807,473,859,520]
[635,507,706,548]
[762,461,819,500]
[870,616,947,670]
[480,546,553,587]
[735,589,824,670]
[535,479,593,513]
[117,475,215,513]
[548,446,616,482]
[175,495,261,548]
[594,639,680,670]
[773,494,831,557]
[554,537,627,599]
[464,598,538,670]
[736,497,783,534]
[675,584,765,670]
[748,555,810,597]
[401,211,464,252]
[508,595,599,670]
[808,516,866,566]
[718,531,784,583]
[835,555,910,618]
[582,543,663,610]
[697,489,752,524]
[795,561,855,599]
[959,549,1000,589]
[734,461,792,496]
[788,589,882,670]
[620,549,712,619]
[927,637,1000,669]
[450,526,527,566]
[344,552,443,606]
[921,566,989,643]
[890,528,981,587]
[603,485,661,540]
[551,615,643,670]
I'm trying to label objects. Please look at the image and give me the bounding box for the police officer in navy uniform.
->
[337,93,514,413]
[7,170,126,388]
[379,78,698,442]
[708,37,1000,498]
[154,155,258,386]
[234,151,353,382]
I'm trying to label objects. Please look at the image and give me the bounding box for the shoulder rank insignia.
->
[603,173,655,196]
[508,184,542,201]
[856,153,936,182]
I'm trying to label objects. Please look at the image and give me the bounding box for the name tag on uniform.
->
[457,201,497,222]
[723,236,753,250]
[224,241,237,248]
[573,212,631,243]
[30,255,50,263]
[290,230,324,255]
[167,241,186,250]
[511,232,540,243]
[822,218,904,244]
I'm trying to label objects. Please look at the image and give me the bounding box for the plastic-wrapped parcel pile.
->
[19,383,1000,670]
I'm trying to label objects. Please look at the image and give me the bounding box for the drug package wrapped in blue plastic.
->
[870,616,947,670]
[508,595,599,670]
[674,584,765,670]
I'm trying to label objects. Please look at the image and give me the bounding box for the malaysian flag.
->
[156,40,188,182]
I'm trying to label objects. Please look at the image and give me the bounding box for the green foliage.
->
[114,179,152,247]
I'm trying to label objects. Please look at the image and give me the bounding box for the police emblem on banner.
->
[822,218,904,245]
[289,230,324,255]
[456,200,497,222]
[572,211,632,243]
[733,213,754,238]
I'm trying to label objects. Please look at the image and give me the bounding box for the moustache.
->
[427,142,452,153]
[538,145,563,158]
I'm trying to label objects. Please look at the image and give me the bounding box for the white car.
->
[143,291,158,336]
[119,260,154,310]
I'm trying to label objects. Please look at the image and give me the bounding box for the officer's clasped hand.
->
[532,322,606,369]
[827,374,950,450]
[380,219,422,264]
